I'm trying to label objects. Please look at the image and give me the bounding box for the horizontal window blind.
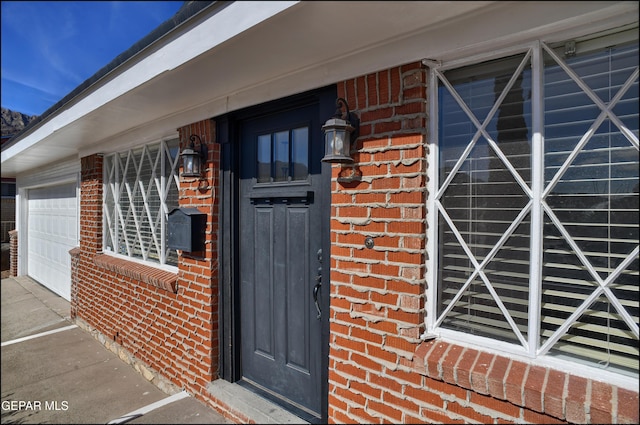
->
[437,52,533,348]
[542,40,638,375]
[434,32,638,377]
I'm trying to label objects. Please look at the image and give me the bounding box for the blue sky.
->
[1,1,184,117]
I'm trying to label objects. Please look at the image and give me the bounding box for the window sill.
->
[94,254,178,293]
[411,339,638,423]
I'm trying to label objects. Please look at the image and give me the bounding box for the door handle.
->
[313,281,322,320]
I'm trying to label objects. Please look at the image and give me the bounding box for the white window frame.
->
[425,31,639,388]
[102,138,180,272]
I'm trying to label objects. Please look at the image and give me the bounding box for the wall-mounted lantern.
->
[321,97,359,163]
[180,134,208,177]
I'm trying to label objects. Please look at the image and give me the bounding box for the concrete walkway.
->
[1,275,233,424]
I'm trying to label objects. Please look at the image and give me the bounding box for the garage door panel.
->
[27,183,78,301]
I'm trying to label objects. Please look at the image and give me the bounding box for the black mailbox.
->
[168,208,206,252]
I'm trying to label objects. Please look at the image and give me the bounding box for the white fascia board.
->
[1,1,298,165]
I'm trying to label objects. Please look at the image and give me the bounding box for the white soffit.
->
[2,1,637,177]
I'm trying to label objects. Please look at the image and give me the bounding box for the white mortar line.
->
[1,324,78,347]
[107,390,190,424]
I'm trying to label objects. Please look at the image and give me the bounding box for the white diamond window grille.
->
[428,34,639,376]
[103,139,180,267]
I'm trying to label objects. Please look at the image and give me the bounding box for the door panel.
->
[239,102,325,419]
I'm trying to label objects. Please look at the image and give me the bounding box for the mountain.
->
[1,107,37,138]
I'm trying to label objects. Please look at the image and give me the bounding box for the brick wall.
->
[73,120,221,404]
[326,62,639,424]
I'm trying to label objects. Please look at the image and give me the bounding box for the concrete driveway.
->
[1,275,232,424]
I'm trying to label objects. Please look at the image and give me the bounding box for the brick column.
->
[80,154,104,256]
[8,229,18,277]
[69,247,81,319]
[176,118,222,391]
[328,62,428,423]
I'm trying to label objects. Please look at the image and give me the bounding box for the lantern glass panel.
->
[327,129,346,156]
[182,154,199,176]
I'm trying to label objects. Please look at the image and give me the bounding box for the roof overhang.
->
[2,1,638,177]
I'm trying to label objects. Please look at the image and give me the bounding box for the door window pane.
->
[257,134,271,183]
[292,127,309,180]
[256,127,309,183]
[274,131,290,182]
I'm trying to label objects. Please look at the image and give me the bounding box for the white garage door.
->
[27,183,78,300]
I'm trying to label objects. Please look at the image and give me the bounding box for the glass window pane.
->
[257,134,271,183]
[274,131,289,182]
[437,53,531,344]
[292,127,309,180]
[542,42,638,375]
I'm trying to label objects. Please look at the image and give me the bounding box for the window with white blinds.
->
[429,29,638,377]
[103,139,180,267]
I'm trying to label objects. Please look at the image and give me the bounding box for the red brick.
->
[370,207,402,219]
[350,352,384,373]
[588,380,612,424]
[403,86,424,101]
[367,343,398,365]
[354,192,386,204]
[329,368,349,386]
[565,375,587,423]
[617,387,639,424]
[470,392,521,418]
[366,373,403,395]
[543,369,566,420]
[455,348,480,390]
[504,361,528,406]
[447,400,494,424]
[334,335,366,354]
[470,352,494,395]
[404,384,445,409]
[441,344,464,385]
[423,342,448,379]
[330,408,351,424]
[523,365,547,413]
[422,406,465,423]
[333,387,367,407]
[387,220,422,234]
[388,368,423,387]
[374,120,403,134]
[378,70,390,105]
[367,319,399,335]
[348,406,381,424]
[355,76,366,110]
[368,399,403,422]
[487,355,510,400]
[425,375,469,401]
[384,334,416,358]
